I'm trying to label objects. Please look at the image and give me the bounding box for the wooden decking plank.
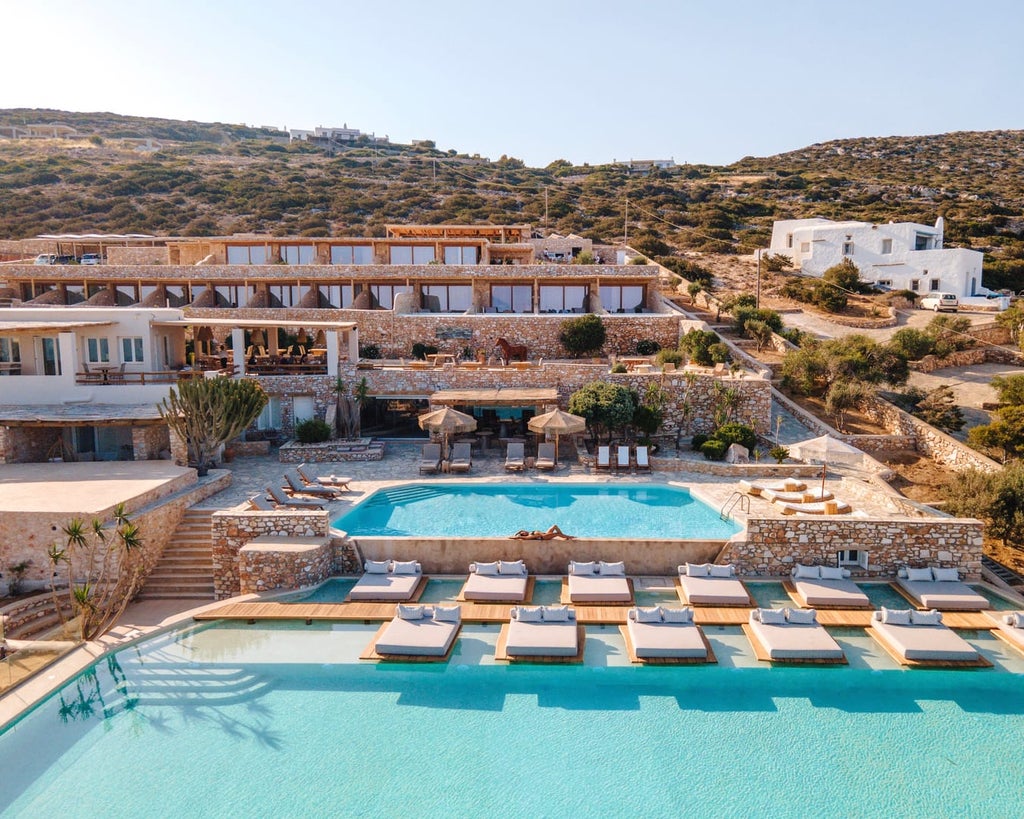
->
[741,623,847,665]
[495,623,586,664]
[867,627,993,668]
[618,625,717,665]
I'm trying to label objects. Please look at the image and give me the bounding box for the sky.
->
[4,0,1024,167]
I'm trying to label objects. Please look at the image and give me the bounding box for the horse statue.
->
[495,337,528,365]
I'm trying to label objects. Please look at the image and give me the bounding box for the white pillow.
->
[432,605,461,623]
[392,560,420,575]
[633,606,663,624]
[475,561,500,576]
[880,607,912,625]
[397,604,425,620]
[514,606,543,622]
[542,605,571,622]
[708,564,734,578]
[786,608,818,625]
[905,567,934,582]
[910,609,943,626]
[1007,612,1024,628]
[757,608,787,625]
[793,564,820,579]
[661,607,694,624]
[499,560,526,576]
[819,565,846,581]
[570,560,597,576]
[599,560,626,576]
[364,559,390,574]
[684,563,709,577]
[931,567,960,582]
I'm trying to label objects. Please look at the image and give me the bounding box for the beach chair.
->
[595,445,611,472]
[505,442,525,471]
[616,445,631,472]
[265,484,324,510]
[634,445,651,472]
[449,442,472,473]
[296,463,352,490]
[248,494,276,511]
[283,470,341,499]
[419,443,442,474]
[535,442,556,470]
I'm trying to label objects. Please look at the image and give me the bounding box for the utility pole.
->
[624,197,629,244]
[544,187,548,229]
[756,248,762,308]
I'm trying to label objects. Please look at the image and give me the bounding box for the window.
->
[915,234,931,251]
[881,238,893,254]
[389,246,435,264]
[121,337,144,363]
[422,284,472,312]
[799,242,810,253]
[444,246,479,265]
[785,234,793,248]
[910,279,919,292]
[877,279,892,288]
[256,396,282,431]
[600,285,645,313]
[330,245,373,265]
[39,337,61,376]
[930,279,940,292]
[226,245,268,265]
[490,285,533,313]
[842,242,854,256]
[836,549,869,569]
[214,285,247,308]
[280,245,315,265]
[539,285,588,313]
[318,284,354,308]
[293,395,316,424]
[0,337,20,364]
[268,285,300,308]
[368,284,410,310]
[86,337,110,363]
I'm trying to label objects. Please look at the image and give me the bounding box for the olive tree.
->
[568,381,637,444]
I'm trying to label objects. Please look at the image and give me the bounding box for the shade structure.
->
[297,327,309,345]
[249,328,267,347]
[418,406,477,459]
[527,408,586,464]
[195,325,214,355]
[313,328,327,348]
[789,435,865,495]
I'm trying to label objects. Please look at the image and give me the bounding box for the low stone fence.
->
[821,307,897,329]
[225,440,271,457]
[278,440,385,463]
[910,345,1024,374]
[238,536,333,595]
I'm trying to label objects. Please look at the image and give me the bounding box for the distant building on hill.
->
[613,158,676,174]
[289,124,388,145]
[767,216,991,299]
[0,122,84,140]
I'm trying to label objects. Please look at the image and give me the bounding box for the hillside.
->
[1,109,1022,289]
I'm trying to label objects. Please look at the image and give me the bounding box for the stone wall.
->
[131,425,170,460]
[0,427,59,464]
[105,247,168,265]
[210,508,330,599]
[278,440,384,463]
[910,345,1024,374]
[728,516,984,578]
[238,537,333,595]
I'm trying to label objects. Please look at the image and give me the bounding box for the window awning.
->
[0,403,164,425]
[429,388,559,407]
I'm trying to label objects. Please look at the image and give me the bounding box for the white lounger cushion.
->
[392,560,421,576]
[463,572,529,602]
[599,561,626,576]
[679,574,749,606]
[506,610,578,656]
[513,606,544,622]
[375,615,460,657]
[626,614,707,659]
[568,573,631,602]
[793,564,820,579]
[569,561,597,576]
[632,606,664,624]
[996,614,1024,652]
[349,572,422,601]
[753,608,787,625]
[365,560,391,574]
[818,566,847,580]
[682,563,709,577]
[708,564,735,578]
[905,567,934,582]
[932,567,960,582]
[747,617,844,660]
[542,605,571,622]
[397,604,425,620]
[660,607,694,624]
[895,578,988,611]
[870,616,979,661]
[793,577,870,608]
[910,609,943,626]
[499,560,526,575]
[785,608,818,625]
[474,561,500,576]
[432,605,461,623]
[880,607,913,625]
[1005,612,1024,628]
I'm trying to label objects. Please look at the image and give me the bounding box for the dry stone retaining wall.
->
[238,538,333,595]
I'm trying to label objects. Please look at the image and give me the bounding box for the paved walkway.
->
[782,306,994,341]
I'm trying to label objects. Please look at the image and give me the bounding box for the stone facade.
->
[131,425,170,460]
[729,516,984,578]
[105,247,168,265]
[211,508,330,599]
[238,537,333,595]
[278,440,385,463]
[0,423,173,464]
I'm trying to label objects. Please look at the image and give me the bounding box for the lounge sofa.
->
[789,564,870,608]
[895,567,988,611]
[348,559,423,602]
[677,563,751,606]
[991,611,1024,656]
[745,607,845,662]
[503,605,580,658]
[869,607,982,664]
[624,606,709,661]
[461,559,529,602]
[567,560,631,603]
[372,604,461,658]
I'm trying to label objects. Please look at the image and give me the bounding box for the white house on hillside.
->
[767,217,989,299]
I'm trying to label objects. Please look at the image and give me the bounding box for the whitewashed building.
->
[767,217,990,299]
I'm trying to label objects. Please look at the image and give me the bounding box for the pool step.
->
[365,485,448,507]
[982,555,1023,587]
[137,508,215,600]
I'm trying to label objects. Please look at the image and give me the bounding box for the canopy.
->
[528,408,586,465]
[418,407,477,458]
[789,435,865,467]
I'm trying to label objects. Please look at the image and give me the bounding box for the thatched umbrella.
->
[195,325,214,355]
[528,408,586,465]
[418,406,477,459]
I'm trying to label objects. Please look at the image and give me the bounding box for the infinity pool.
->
[333,482,741,539]
[2,622,1023,817]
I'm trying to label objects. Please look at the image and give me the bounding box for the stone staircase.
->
[3,594,72,640]
[138,508,215,600]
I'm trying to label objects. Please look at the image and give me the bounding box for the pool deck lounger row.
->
[363,605,462,661]
[895,567,989,611]
[743,608,846,664]
[786,565,871,609]
[868,609,991,667]
[621,606,715,664]
[497,606,585,662]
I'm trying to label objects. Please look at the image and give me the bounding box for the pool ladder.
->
[720,491,749,521]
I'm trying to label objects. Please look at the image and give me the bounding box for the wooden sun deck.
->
[867,628,994,669]
[494,623,586,664]
[358,622,462,663]
[618,625,717,665]
[741,624,848,665]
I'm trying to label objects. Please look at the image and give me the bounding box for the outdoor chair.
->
[505,442,525,471]
[265,484,324,510]
[595,445,611,471]
[419,443,442,474]
[284,470,342,499]
[535,443,556,470]
[616,445,631,472]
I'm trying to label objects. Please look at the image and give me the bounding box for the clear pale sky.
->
[5,0,1022,167]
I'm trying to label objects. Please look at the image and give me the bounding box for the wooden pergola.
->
[429,388,558,408]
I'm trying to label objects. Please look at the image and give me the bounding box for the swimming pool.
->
[333,482,740,539]
[2,621,1023,817]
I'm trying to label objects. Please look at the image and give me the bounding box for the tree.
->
[744,319,774,352]
[912,385,965,432]
[968,405,1024,463]
[945,465,1024,546]
[47,503,144,640]
[687,281,702,304]
[992,374,1024,406]
[632,383,669,441]
[568,382,636,444]
[680,328,721,366]
[158,377,268,475]
[822,258,862,293]
[762,253,791,273]
[996,301,1024,348]
[888,328,934,360]
[334,376,370,440]
[559,314,606,357]
[824,380,872,433]
[781,335,908,397]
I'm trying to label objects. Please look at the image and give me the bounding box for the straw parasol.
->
[195,325,214,355]
[528,408,586,465]
[249,327,267,347]
[418,406,477,459]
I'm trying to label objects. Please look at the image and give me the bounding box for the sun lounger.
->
[296,463,352,490]
[780,500,851,515]
[739,478,807,496]
[677,563,751,606]
[869,608,985,664]
[745,608,845,662]
[283,470,342,499]
[535,442,556,470]
[248,494,276,511]
[634,445,651,472]
[371,604,461,658]
[763,487,834,504]
[789,564,870,608]
[502,605,580,658]
[624,606,709,660]
[616,445,631,472]
[895,567,988,611]
[449,442,472,473]
[265,485,324,510]
[505,442,525,471]
[595,445,611,471]
[991,611,1024,656]
[461,560,529,602]
[566,560,632,603]
[419,443,442,474]
[348,559,424,601]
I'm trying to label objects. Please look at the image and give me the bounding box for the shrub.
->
[733,306,783,334]
[295,418,332,444]
[656,348,684,366]
[691,433,709,450]
[762,253,791,273]
[769,445,790,464]
[358,343,381,359]
[822,258,863,293]
[560,314,606,357]
[888,328,933,360]
[610,362,627,373]
[708,342,731,363]
[679,328,720,366]
[812,282,848,312]
[712,422,757,453]
[700,439,728,460]
[629,255,648,265]
[636,339,661,355]
[411,342,438,360]
[573,250,596,265]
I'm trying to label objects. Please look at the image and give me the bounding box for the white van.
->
[920,292,958,312]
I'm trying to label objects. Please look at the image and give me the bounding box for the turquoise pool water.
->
[333,482,740,539]
[2,621,1023,818]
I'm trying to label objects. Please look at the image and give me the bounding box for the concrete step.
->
[8,610,65,640]
[137,586,215,600]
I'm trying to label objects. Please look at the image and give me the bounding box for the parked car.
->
[32,253,75,265]
[919,292,959,312]
[80,253,102,265]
